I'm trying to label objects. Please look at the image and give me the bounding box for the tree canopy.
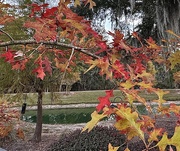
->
[0,0,180,148]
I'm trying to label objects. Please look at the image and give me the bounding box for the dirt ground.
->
[1,115,178,151]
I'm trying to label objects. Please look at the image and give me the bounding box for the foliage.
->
[0,0,180,149]
[0,99,24,140]
[82,30,180,150]
[47,126,126,151]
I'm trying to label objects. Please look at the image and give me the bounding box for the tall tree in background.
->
[72,0,180,41]
[72,0,180,88]
[156,0,180,39]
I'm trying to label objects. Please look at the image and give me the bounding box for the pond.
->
[22,105,151,124]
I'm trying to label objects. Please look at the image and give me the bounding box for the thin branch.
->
[59,47,75,92]
[0,29,14,42]
[0,39,100,59]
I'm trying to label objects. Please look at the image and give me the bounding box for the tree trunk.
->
[33,80,43,142]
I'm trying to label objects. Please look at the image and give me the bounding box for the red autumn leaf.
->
[0,15,14,25]
[105,90,114,97]
[42,57,52,75]
[95,41,108,54]
[42,7,58,18]
[112,60,129,80]
[96,90,113,112]
[33,65,45,80]
[130,59,145,74]
[30,3,49,17]
[96,96,111,112]
[33,56,45,80]
[24,18,57,42]
[12,59,28,70]
[1,50,14,63]
[108,30,124,47]
[132,32,141,42]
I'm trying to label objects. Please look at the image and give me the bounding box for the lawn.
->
[1,89,180,106]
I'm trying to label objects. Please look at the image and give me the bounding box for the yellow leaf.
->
[81,111,107,132]
[120,79,136,89]
[84,59,99,74]
[168,50,180,69]
[124,147,131,151]
[137,81,153,89]
[166,30,180,38]
[152,89,169,106]
[156,132,169,151]
[148,128,163,142]
[125,93,135,105]
[114,105,144,140]
[156,126,180,151]
[74,0,81,7]
[108,143,119,151]
[137,70,155,83]
[170,126,180,150]
[147,60,157,75]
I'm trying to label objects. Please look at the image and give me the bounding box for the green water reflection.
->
[22,105,154,124]
[22,107,95,124]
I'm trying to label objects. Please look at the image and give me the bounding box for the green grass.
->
[1,89,180,106]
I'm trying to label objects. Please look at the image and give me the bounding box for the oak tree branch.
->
[0,39,100,59]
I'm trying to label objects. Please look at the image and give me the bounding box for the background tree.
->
[72,0,180,88]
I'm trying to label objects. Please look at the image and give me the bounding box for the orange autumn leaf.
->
[173,71,180,84]
[108,143,119,151]
[33,55,45,80]
[145,37,161,50]
[82,111,107,132]
[139,115,155,132]
[85,57,112,79]
[85,0,96,9]
[16,128,25,140]
[169,103,180,115]
[166,30,180,38]
[148,128,163,142]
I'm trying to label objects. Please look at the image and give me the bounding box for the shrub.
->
[0,99,24,144]
[48,126,126,151]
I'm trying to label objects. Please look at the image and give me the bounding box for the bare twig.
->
[59,47,75,92]
[0,29,14,41]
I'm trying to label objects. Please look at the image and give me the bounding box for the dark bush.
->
[47,126,126,151]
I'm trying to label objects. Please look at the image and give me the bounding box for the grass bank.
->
[1,89,179,106]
